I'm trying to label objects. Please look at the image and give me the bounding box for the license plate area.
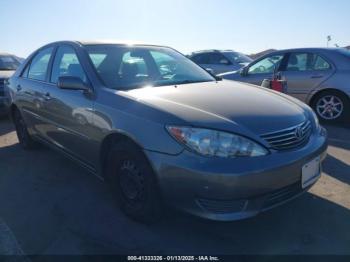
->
[302,156,321,189]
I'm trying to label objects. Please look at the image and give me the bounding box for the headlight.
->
[166,126,269,158]
[310,109,320,130]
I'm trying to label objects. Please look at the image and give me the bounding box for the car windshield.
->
[0,55,20,70]
[222,51,252,64]
[337,48,350,58]
[85,45,215,90]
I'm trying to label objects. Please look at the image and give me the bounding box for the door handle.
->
[311,75,324,79]
[16,85,22,91]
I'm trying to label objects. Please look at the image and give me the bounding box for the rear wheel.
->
[106,141,162,223]
[13,109,37,149]
[311,90,350,124]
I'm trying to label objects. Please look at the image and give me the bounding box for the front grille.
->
[262,182,303,210]
[196,198,246,214]
[261,121,312,150]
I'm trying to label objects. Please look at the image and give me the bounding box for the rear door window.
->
[286,53,331,72]
[28,47,54,81]
[312,55,331,70]
[286,53,308,71]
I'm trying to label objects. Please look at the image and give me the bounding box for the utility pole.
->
[327,35,332,47]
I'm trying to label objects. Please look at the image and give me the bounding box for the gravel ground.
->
[0,117,349,255]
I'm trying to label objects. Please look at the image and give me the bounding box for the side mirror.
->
[214,75,223,81]
[204,68,222,81]
[240,67,248,76]
[58,76,90,92]
[205,68,215,75]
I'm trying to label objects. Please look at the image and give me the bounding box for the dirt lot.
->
[0,117,349,255]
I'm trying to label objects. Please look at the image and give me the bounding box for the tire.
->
[13,109,37,150]
[105,140,162,223]
[311,90,350,124]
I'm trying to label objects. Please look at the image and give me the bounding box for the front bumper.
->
[145,130,328,221]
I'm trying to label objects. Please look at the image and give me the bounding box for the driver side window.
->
[50,46,87,84]
[248,55,284,75]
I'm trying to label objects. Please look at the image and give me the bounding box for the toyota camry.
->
[7,41,328,222]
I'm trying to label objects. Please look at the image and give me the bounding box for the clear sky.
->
[1,0,349,58]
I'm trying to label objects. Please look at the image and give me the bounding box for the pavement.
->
[0,117,349,255]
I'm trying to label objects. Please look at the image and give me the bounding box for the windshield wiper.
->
[171,79,215,85]
[0,68,16,71]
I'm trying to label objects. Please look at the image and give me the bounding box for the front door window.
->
[248,55,284,75]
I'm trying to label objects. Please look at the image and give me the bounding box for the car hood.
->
[0,70,16,79]
[124,80,307,135]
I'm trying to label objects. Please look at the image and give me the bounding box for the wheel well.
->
[309,88,350,107]
[10,104,19,120]
[99,132,143,178]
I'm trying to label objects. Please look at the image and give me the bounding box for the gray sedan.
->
[220,48,350,124]
[8,41,327,222]
[0,53,21,116]
[188,49,252,75]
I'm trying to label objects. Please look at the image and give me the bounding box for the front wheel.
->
[106,141,162,223]
[311,91,350,124]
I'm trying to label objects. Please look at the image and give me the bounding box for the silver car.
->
[0,53,21,116]
[220,48,350,124]
[8,41,327,222]
[188,49,252,75]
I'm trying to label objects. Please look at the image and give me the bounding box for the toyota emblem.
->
[295,126,304,140]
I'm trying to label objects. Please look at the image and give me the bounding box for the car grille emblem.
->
[295,126,304,140]
[260,121,311,150]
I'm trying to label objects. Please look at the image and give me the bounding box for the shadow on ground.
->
[323,154,350,185]
[0,120,349,255]
[0,116,13,136]
[0,144,349,255]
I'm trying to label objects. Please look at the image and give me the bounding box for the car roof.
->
[0,52,13,56]
[190,49,236,55]
[266,47,342,54]
[44,40,172,49]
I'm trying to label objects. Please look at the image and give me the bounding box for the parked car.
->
[188,49,252,74]
[219,48,350,124]
[0,53,21,116]
[8,41,327,222]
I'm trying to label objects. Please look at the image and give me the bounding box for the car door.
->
[16,46,56,140]
[280,52,335,101]
[240,53,286,86]
[45,44,95,166]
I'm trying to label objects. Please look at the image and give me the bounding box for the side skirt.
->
[32,135,105,181]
